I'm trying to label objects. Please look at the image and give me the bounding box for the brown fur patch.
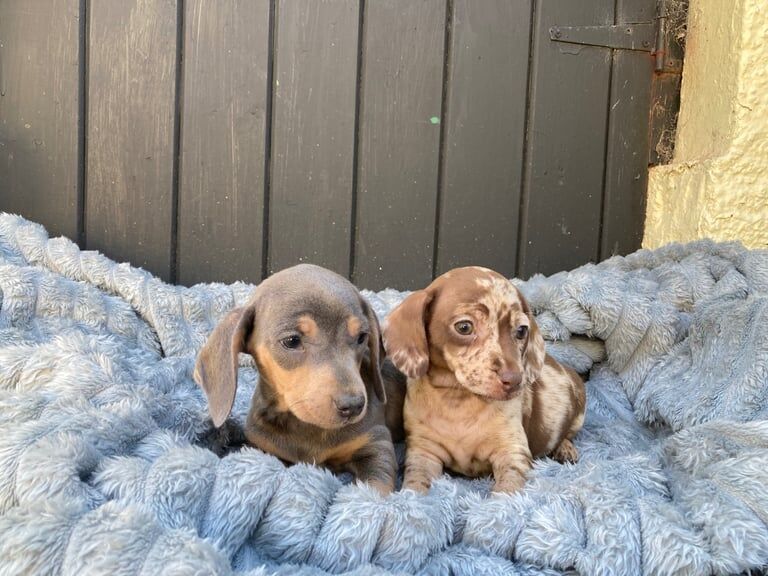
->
[254,345,291,412]
[523,380,550,456]
[319,433,371,468]
[544,354,566,375]
[247,432,290,463]
[522,352,585,458]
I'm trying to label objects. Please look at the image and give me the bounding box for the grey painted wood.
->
[435,0,532,278]
[0,0,80,240]
[177,0,270,286]
[86,0,178,281]
[518,0,615,279]
[268,0,359,277]
[0,0,678,288]
[601,0,655,259]
[353,0,446,290]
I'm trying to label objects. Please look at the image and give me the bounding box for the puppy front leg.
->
[346,427,398,495]
[403,441,444,494]
[490,441,532,494]
[552,438,579,463]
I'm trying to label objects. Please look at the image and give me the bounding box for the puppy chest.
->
[405,394,507,476]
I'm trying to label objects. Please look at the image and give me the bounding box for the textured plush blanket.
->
[1,213,767,576]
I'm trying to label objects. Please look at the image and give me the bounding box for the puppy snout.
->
[499,370,523,391]
[334,394,366,419]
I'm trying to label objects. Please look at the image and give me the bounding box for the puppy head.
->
[194,264,385,429]
[384,267,544,401]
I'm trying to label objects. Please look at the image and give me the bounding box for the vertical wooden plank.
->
[177,0,270,286]
[518,0,614,278]
[353,0,445,290]
[268,0,359,277]
[0,0,80,240]
[435,0,532,278]
[601,0,656,258]
[86,0,177,280]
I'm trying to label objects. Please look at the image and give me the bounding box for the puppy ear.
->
[518,291,545,384]
[360,297,387,403]
[194,305,256,427]
[382,290,434,379]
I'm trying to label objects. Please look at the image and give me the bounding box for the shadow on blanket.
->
[1,213,767,575]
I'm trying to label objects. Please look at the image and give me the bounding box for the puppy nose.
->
[499,370,523,390]
[334,394,365,419]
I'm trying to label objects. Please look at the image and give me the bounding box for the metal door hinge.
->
[549,22,656,53]
[550,0,686,73]
[655,0,687,73]
[650,0,688,165]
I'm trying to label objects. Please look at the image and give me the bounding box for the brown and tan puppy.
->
[194,264,405,495]
[383,267,585,494]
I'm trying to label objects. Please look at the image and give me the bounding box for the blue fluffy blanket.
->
[1,214,767,575]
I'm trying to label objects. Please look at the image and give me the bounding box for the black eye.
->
[454,320,474,336]
[515,325,529,340]
[357,332,368,345]
[280,335,303,350]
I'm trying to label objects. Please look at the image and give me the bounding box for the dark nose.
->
[499,370,523,391]
[334,394,366,419]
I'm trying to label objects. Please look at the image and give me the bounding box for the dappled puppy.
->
[194,264,405,495]
[384,267,585,494]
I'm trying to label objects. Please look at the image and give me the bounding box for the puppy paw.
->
[366,479,394,496]
[492,472,526,494]
[402,477,432,494]
[552,438,579,463]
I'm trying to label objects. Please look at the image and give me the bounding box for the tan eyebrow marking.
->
[347,316,362,337]
[297,315,318,338]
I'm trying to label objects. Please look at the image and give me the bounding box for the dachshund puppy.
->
[383,267,585,494]
[194,264,405,495]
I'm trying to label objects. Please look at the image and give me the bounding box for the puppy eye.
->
[280,335,303,350]
[454,320,474,336]
[515,325,529,340]
[357,332,368,345]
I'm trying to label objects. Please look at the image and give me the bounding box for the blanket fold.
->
[1,213,767,575]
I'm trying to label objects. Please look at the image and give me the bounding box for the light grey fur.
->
[0,213,767,575]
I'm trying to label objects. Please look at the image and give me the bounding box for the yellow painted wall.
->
[643,0,768,249]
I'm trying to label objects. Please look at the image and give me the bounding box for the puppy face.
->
[384,267,544,401]
[252,289,373,428]
[194,264,385,430]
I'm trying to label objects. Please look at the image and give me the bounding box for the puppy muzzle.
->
[499,370,523,395]
[472,370,524,401]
